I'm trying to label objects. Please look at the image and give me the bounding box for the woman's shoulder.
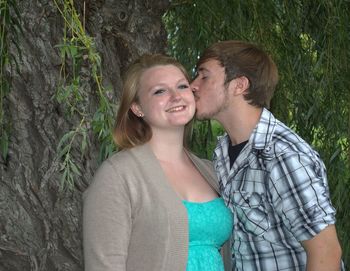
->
[91,144,153,182]
[83,144,156,198]
[186,150,214,169]
[186,150,217,184]
[85,149,137,191]
[104,148,134,168]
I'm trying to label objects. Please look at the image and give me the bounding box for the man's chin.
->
[195,111,210,121]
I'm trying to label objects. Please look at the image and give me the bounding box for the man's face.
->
[191,59,229,120]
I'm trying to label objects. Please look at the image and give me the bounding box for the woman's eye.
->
[178,84,189,90]
[154,89,166,95]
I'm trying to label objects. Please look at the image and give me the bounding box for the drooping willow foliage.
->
[0,0,22,161]
[164,0,350,267]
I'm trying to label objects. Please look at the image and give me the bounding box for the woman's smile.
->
[166,105,186,113]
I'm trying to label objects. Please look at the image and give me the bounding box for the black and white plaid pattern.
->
[213,108,339,271]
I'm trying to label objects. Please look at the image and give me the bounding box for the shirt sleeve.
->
[269,152,336,242]
[83,160,131,271]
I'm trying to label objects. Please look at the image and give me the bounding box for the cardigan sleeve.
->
[83,160,131,271]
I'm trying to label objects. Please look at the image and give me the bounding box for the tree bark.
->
[0,0,169,270]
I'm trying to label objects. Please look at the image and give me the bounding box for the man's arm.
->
[269,152,342,270]
[301,224,342,271]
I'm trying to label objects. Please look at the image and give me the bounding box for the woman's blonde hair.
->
[114,54,191,149]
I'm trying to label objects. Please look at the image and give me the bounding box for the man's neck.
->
[217,106,263,145]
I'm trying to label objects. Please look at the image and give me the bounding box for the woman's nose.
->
[170,90,182,101]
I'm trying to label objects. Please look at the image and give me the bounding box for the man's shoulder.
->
[253,114,323,170]
[264,114,315,156]
[262,120,326,176]
[259,109,309,150]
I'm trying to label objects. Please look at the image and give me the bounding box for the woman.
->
[83,54,233,271]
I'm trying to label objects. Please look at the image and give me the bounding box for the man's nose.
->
[190,80,198,92]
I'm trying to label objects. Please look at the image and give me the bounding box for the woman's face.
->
[131,65,195,131]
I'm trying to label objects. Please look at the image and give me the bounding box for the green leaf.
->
[57,130,75,152]
[69,160,81,176]
[329,148,341,163]
[81,130,87,153]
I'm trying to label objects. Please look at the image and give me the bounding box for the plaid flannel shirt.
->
[214,108,339,271]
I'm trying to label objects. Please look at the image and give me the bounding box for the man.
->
[191,40,343,271]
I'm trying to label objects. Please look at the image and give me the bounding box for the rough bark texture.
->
[0,0,169,270]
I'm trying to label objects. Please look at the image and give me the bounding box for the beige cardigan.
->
[83,143,231,271]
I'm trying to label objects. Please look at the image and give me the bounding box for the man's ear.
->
[130,102,144,117]
[231,76,250,96]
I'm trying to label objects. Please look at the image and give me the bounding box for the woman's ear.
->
[130,102,144,117]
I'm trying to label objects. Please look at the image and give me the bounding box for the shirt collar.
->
[215,108,277,155]
[249,108,277,150]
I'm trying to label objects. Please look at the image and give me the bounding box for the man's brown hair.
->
[198,40,278,108]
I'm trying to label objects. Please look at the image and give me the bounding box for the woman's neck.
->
[148,129,186,163]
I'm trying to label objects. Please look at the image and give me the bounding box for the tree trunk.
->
[0,0,169,270]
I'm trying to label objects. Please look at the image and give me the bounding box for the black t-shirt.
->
[228,140,248,168]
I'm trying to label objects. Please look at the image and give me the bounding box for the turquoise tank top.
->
[183,197,233,271]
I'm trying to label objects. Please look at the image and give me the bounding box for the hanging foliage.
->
[0,0,22,162]
[53,0,116,190]
[164,0,350,267]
